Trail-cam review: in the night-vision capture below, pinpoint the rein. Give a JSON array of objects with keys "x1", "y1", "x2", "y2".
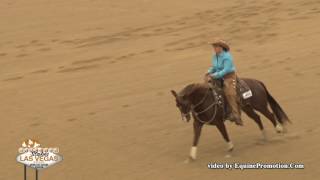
[{"x1": 191, "y1": 88, "x2": 222, "y2": 124}]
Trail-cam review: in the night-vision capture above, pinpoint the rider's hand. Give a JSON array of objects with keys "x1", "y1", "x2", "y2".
[{"x1": 204, "y1": 73, "x2": 212, "y2": 83}]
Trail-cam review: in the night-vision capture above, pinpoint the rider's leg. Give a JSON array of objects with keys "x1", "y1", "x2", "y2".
[{"x1": 223, "y1": 75, "x2": 243, "y2": 126}]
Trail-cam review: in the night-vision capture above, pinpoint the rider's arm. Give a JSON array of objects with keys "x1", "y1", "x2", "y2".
[
  {"x1": 207, "y1": 55, "x2": 217, "y2": 73},
  {"x1": 212, "y1": 55, "x2": 235, "y2": 79}
]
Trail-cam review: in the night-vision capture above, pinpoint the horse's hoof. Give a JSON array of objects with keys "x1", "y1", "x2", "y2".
[
  {"x1": 227, "y1": 142, "x2": 234, "y2": 152},
  {"x1": 276, "y1": 130, "x2": 282, "y2": 134},
  {"x1": 275, "y1": 124, "x2": 283, "y2": 133},
  {"x1": 184, "y1": 156, "x2": 196, "y2": 163}
]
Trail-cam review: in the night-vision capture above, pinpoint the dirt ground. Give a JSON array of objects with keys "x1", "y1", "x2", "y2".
[{"x1": 1, "y1": 0, "x2": 320, "y2": 179}]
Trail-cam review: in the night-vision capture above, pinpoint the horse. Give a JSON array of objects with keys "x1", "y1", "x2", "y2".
[{"x1": 170, "y1": 78, "x2": 290, "y2": 161}]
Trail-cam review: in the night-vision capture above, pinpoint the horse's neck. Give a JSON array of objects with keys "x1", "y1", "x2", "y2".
[{"x1": 189, "y1": 86, "x2": 210, "y2": 105}]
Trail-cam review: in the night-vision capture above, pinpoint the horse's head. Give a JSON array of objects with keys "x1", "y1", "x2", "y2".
[
  {"x1": 171, "y1": 84, "x2": 204, "y2": 122},
  {"x1": 170, "y1": 89, "x2": 192, "y2": 122}
]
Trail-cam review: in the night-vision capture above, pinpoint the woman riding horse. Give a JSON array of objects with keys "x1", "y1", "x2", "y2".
[
  {"x1": 206, "y1": 39, "x2": 243, "y2": 126},
  {"x1": 171, "y1": 39, "x2": 290, "y2": 160}
]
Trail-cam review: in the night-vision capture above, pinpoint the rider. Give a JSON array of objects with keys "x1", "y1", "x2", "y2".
[{"x1": 206, "y1": 39, "x2": 243, "y2": 126}]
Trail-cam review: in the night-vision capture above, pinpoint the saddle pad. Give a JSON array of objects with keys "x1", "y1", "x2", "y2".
[{"x1": 237, "y1": 79, "x2": 253, "y2": 102}]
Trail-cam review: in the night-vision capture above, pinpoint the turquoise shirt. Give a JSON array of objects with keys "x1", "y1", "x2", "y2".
[{"x1": 207, "y1": 51, "x2": 236, "y2": 79}]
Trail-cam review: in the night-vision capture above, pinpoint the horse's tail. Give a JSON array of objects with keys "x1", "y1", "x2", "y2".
[{"x1": 259, "y1": 82, "x2": 291, "y2": 124}]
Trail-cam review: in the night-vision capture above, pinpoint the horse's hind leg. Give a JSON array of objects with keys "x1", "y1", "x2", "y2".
[
  {"x1": 242, "y1": 106, "x2": 267, "y2": 140},
  {"x1": 216, "y1": 121, "x2": 234, "y2": 152},
  {"x1": 259, "y1": 107, "x2": 285, "y2": 133},
  {"x1": 188, "y1": 120, "x2": 203, "y2": 161}
]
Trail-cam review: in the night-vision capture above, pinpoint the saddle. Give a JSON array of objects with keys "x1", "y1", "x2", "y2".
[
  {"x1": 211, "y1": 77, "x2": 252, "y2": 106},
  {"x1": 210, "y1": 77, "x2": 252, "y2": 120}
]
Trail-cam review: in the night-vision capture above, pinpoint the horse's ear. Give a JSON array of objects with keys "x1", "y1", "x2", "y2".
[{"x1": 171, "y1": 90, "x2": 178, "y2": 98}]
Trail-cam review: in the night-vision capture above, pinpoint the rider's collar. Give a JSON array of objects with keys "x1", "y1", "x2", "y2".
[{"x1": 216, "y1": 51, "x2": 226, "y2": 58}]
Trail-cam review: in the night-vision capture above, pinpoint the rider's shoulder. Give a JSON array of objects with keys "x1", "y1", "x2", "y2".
[{"x1": 222, "y1": 51, "x2": 232, "y2": 59}]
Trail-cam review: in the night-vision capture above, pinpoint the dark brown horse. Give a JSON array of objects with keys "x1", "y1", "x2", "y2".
[{"x1": 171, "y1": 78, "x2": 290, "y2": 160}]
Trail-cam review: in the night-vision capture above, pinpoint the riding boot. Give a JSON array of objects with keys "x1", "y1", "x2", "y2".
[{"x1": 223, "y1": 73, "x2": 243, "y2": 126}]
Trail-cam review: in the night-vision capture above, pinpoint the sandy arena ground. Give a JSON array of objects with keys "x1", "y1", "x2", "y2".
[{"x1": 1, "y1": 0, "x2": 320, "y2": 179}]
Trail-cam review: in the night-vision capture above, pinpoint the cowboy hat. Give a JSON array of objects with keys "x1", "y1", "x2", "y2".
[{"x1": 208, "y1": 39, "x2": 230, "y2": 51}]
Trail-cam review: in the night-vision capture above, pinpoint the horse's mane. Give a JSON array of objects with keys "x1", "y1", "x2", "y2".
[{"x1": 179, "y1": 83, "x2": 209, "y2": 97}]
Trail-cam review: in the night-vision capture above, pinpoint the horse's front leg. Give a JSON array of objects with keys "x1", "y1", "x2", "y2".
[
  {"x1": 188, "y1": 120, "x2": 203, "y2": 161},
  {"x1": 216, "y1": 120, "x2": 234, "y2": 152}
]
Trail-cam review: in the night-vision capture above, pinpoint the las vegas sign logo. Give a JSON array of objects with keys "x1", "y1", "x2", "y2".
[{"x1": 16, "y1": 139, "x2": 63, "y2": 169}]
